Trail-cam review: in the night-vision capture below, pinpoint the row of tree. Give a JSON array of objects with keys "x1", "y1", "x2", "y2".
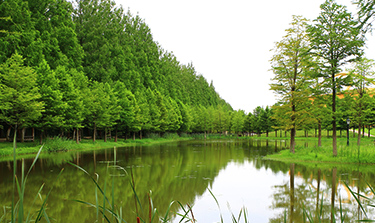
[
  {"x1": 0, "y1": 0, "x2": 234, "y2": 144},
  {"x1": 268, "y1": 0, "x2": 375, "y2": 155}
]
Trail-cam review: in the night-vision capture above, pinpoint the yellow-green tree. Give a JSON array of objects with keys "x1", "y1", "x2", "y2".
[{"x1": 270, "y1": 16, "x2": 313, "y2": 153}]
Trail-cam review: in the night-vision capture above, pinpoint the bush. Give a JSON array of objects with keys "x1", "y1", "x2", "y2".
[
  {"x1": 44, "y1": 137, "x2": 74, "y2": 152},
  {"x1": 163, "y1": 132, "x2": 179, "y2": 139}
]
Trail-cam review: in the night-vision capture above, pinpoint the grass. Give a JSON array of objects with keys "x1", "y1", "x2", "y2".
[
  {"x1": 265, "y1": 136, "x2": 375, "y2": 164},
  {"x1": 0, "y1": 136, "x2": 193, "y2": 161},
  {"x1": 1, "y1": 133, "x2": 64, "y2": 223}
]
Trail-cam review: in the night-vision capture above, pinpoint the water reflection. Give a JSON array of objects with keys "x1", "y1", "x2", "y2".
[{"x1": 0, "y1": 139, "x2": 375, "y2": 222}]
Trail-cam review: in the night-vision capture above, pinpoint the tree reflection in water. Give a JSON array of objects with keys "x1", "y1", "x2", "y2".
[{"x1": 1, "y1": 139, "x2": 375, "y2": 222}]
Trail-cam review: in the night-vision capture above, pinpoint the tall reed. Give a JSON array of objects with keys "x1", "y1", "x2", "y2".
[{"x1": 2, "y1": 130, "x2": 64, "y2": 223}]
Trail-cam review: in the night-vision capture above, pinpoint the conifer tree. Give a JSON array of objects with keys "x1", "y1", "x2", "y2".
[{"x1": 0, "y1": 54, "x2": 44, "y2": 145}]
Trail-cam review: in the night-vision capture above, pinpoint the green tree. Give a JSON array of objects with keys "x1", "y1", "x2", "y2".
[
  {"x1": 73, "y1": 0, "x2": 124, "y2": 82},
  {"x1": 113, "y1": 81, "x2": 136, "y2": 141},
  {"x1": 307, "y1": 0, "x2": 365, "y2": 156},
  {"x1": 0, "y1": 0, "x2": 44, "y2": 67},
  {"x1": 85, "y1": 82, "x2": 119, "y2": 142},
  {"x1": 231, "y1": 110, "x2": 246, "y2": 136},
  {"x1": 243, "y1": 112, "x2": 254, "y2": 136},
  {"x1": 35, "y1": 59, "x2": 66, "y2": 143},
  {"x1": 54, "y1": 66, "x2": 86, "y2": 142},
  {"x1": 270, "y1": 16, "x2": 312, "y2": 153},
  {"x1": 0, "y1": 54, "x2": 44, "y2": 145},
  {"x1": 252, "y1": 106, "x2": 263, "y2": 136},
  {"x1": 177, "y1": 100, "x2": 192, "y2": 134},
  {"x1": 347, "y1": 57, "x2": 375, "y2": 145}
]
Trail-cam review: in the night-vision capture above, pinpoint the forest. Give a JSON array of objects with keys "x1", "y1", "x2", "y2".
[
  {"x1": 1, "y1": 0, "x2": 375, "y2": 151},
  {"x1": 0, "y1": 0, "x2": 235, "y2": 143}
]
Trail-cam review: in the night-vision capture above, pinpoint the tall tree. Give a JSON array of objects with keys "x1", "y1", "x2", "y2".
[
  {"x1": 72, "y1": 0, "x2": 124, "y2": 82},
  {"x1": 231, "y1": 110, "x2": 246, "y2": 136},
  {"x1": 0, "y1": 54, "x2": 44, "y2": 145},
  {"x1": 35, "y1": 60, "x2": 66, "y2": 143},
  {"x1": 85, "y1": 81, "x2": 119, "y2": 142},
  {"x1": 347, "y1": 57, "x2": 375, "y2": 145},
  {"x1": 270, "y1": 16, "x2": 312, "y2": 153},
  {"x1": 307, "y1": 0, "x2": 365, "y2": 156}
]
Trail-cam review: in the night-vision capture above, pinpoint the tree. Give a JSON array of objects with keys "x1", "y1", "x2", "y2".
[
  {"x1": 252, "y1": 106, "x2": 263, "y2": 136},
  {"x1": 113, "y1": 81, "x2": 136, "y2": 141},
  {"x1": 259, "y1": 106, "x2": 273, "y2": 137},
  {"x1": 307, "y1": 0, "x2": 365, "y2": 156},
  {"x1": 231, "y1": 110, "x2": 246, "y2": 136},
  {"x1": 72, "y1": 0, "x2": 124, "y2": 82},
  {"x1": 270, "y1": 15, "x2": 312, "y2": 153},
  {"x1": 85, "y1": 81, "x2": 119, "y2": 142},
  {"x1": 54, "y1": 66, "x2": 86, "y2": 143},
  {"x1": 347, "y1": 57, "x2": 375, "y2": 145},
  {"x1": 0, "y1": 54, "x2": 44, "y2": 145},
  {"x1": 35, "y1": 59, "x2": 67, "y2": 144}
]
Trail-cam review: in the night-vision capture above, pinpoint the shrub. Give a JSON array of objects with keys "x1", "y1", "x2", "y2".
[{"x1": 44, "y1": 137, "x2": 74, "y2": 152}]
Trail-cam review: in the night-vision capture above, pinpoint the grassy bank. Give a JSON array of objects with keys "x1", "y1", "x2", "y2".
[
  {"x1": 0, "y1": 135, "x2": 193, "y2": 160},
  {"x1": 264, "y1": 133, "x2": 375, "y2": 164}
]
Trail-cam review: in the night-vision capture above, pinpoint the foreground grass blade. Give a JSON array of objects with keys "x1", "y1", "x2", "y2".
[
  {"x1": 161, "y1": 201, "x2": 175, "y2": 222},
  {"x1": 72, "y1": 199, "x2": 127, "y2": 223},
  {"x1": 208, "y1": 188, "x2": 223, "y2": 223},
  {"x1": 343, "y1": 181, "x2": 368, "y2": 218},
  {"x1": 35, "y1": 168, "x2": 64, "y2": 223},
  {"x1": 175, "y1": 201, "x2": 194, "y2": 223},
  {"x1": 68, "y1": 161, "x2": 112, "y2": 207}
]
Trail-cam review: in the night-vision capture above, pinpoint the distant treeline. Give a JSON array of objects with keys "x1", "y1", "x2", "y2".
[{"x1": 0, "y1": 0, "x2": 239, "y2": 142}]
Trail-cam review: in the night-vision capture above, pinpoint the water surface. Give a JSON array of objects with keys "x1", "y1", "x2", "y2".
[{"x1": 1, "y1": 139, "x2": 375, "y2": 222}]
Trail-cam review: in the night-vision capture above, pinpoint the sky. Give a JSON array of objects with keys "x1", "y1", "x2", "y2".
[{"x1": 114, "y1": 0, "x2": 375, "y2": 114}]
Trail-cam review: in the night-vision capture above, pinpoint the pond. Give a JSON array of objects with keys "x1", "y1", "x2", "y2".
[{"x1": 1, "y1": 139, "x2": 375, "y2": 222}]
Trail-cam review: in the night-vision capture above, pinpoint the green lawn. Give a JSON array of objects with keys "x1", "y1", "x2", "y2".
[{"x1": 263, "y1": 133, "x2": 375, "y2": 164}]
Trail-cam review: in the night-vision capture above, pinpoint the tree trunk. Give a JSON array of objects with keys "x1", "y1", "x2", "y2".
[
  {"x1": 363, "y1": 125, "x2": 365, "y2": 137},
  {"x1": 133, "y1": 132, "x2": 136, "y2": 140},
  {"x1": 368, "y1": 127, "x2": 371, "y2": 138},
  {"x1": 290, "y1": 128, "x2": 296, "y2": 153},
  {"x1": 275, "y1": 130, "x2": 277, "y2": 137},
  {"x1": 76, "y1": 128, "x2": 79, "y2": 144},
  {"x1": 21, "y1": 127, "x2": 25, "y2": 143},
  {"x1": 104, "y1": 127, "x2": 107, "y2": 142},
  {"x1": 266, "y1": 131, "x2": 269, "y2": 137},
  {"x1": 318, "y1": 122, "x2": 322, "y2": 147},
  {"x1": 353, "y1": 127, "x2": 355, "y2": 137},
  {"x1": 6, "y1": 127, "x2": 11, "y2": 142},
  {"x1": 93, "y1": 124, "x2": 96, "y2": 142},
  {"x1": 332, "y1": 73, "x2": 337, "y2": 157},
  {"x1": 357, "y1": 123, "x2": 362, "y2": 146}
]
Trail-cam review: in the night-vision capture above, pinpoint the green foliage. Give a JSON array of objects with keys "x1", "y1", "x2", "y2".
[
  {"x1": 307, "y1": 0, "x2": 365, "y2": 155},
  {"x1": 0, "y1": 54, "x2": 44, "y2": 131},
  {"x1": 44, "y1": 137, "x2": 75, "y2": 152},
  {"x1": 0, "y1": 0, "x2": 233, "y2": 141}
]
